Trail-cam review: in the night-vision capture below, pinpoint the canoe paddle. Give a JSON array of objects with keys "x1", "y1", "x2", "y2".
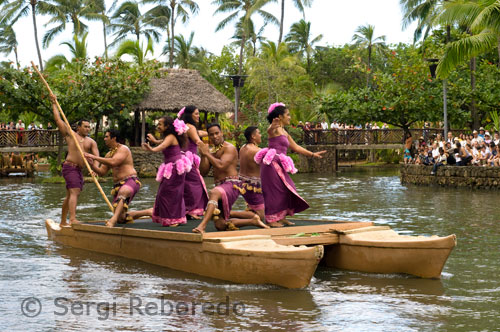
[{"x1": 31, "y1": 61, "x2": 114, "y2": 213}]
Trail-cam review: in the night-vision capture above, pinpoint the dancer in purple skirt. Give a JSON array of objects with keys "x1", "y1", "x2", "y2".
[
  {"x1": 178, "y1": 106, "x2": 209, "y2": 219},
  {"x1": 132, "y1": 116, "x2": 192, "y2": 226},
  {"x1": 255, "y1": 103, "x2": 326, "y2": 227}
]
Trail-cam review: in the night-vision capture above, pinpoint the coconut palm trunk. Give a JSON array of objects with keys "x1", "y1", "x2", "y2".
[
  {"x1": 102, "y1": 11, "x2": 109, "y2": 59},
  {"x1": 278, "y1": 0, "x2": 285, "y2": 44},
  {"x1": 170, "y1": 2, "x2": 175, "y2": 68},
  {"x1": 30, "y1": 0, "x2": 43, "y2": 71},
  {"x1": 14, "y1": 46, "x2": 20, "y2": 68},
  {"x1": 470, "y1": 56, "x2": 479, "y2": 130}
]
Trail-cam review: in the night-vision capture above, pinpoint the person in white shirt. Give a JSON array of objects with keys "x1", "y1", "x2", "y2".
[
  {"x1": 431, "y1": 142, "x2": 440, "y2": 159},
  {"x1": 494, "y1": 132, "x2": 500, "y2": 146},
  {"x1": 15, "y1": 120, "x2": 25, "y2": 130},
  {"x1": 321, "y1": 120, "x2": 329, "y2": 130}
]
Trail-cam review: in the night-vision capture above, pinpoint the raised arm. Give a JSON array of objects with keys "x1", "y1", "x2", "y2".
[
  {"x1": 267, "y1": 118, "x2": 281, "y2": 137},
  {"x1": 287, "y1": 132, "x2": 326, "y2": 159},
  {"x1": 49, "y1": 94, "x2": 69, "y2": 136},
  {"x1": 143, "y1": 134, "x2": 176, "y2": 152}
]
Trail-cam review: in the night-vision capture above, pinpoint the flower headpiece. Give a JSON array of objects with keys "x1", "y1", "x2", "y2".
[
  {"x1": 177, "y1": 107, "x2": 185, "y2": 119},
  {"x1": 268, "y1": 102, "x2": 285, "y2": 114},
  {"x1": 173, "y1": 118, "x2": 189, "y2": 135}
]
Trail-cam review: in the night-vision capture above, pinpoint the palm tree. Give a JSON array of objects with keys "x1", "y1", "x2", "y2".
[
  {"x1": 86, "y1": 0, "x2": 119, "y2": 59},
  {"x1": 213, "y1": 0, "x2": 278, "y2": 120},
  {"x1": 44, "y1": 32, "x2": 88, "y2": 72},
  {"x1": 0, "y1": 0, "x2": 48, "y2": 70},
  {"x1": 115, "y1": 38, "x2": 154, "y2": 66},
  {"x1": 167, "y1": 31, "x2": 195, "y2": 68},
  {"x1": 141, "y1": 0, "x2": 171, "y2": 62},
  {"x1": 36, "y1": 0, "x2": 100, "y2": 48},
  {"x1": 0, "y1": 23, "x2": 20, "y2": 68},
  {"x1": 231, "y1": 18, "x2": 267, "y2": 56},
  {"x1": 285, "y1": 19, "x2": 322, "y2": 72},
  {"x1": 108, "y1": 1, "x2": 161, "y2": 48},
  {"x1": 400, "y1": 0, "x2": 444, "y2": 42},
  {"x1": 275, "y1": 0, "x2": 313, "y2": 44},
  {"x1": 437, "y1": 0, "x2": 500, "y2": 76},
  {"x1": 352, "y1": 24, "x2": 386, "y2": 72},
  {"x1": 166, "y1": 0, "x2": 199, "y2": 68}
]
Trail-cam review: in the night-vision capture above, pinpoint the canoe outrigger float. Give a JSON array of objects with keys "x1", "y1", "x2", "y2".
[{"x1": 45, "y1": 218, "x2": 456, "y2": 288}]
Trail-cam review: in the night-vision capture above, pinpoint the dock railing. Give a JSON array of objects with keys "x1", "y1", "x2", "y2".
[{"x1": 0, "y1": 129, "x2": 60, "y2": 147}]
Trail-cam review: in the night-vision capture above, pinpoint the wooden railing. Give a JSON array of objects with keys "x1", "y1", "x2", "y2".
[
  {"x1": 0, "y1": 129, "x2": 61, "y2": 147},
  {"x1": 300, "y1": 128, "x2": 469, "y2": 145}
]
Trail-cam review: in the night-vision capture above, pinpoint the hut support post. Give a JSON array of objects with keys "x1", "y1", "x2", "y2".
[
  {"x1": 141, "y1": 110, "x2": 146, "y2": 144},
  {"x1": 134, "y1": 110, "x2": 140, "y2": 146}
]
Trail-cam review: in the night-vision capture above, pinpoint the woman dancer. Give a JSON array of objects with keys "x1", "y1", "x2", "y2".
[
  {"x1": 178, "y1": 106, "x2": 209, "y2": 219},
  {"x1": 255, "y1": 103, "x2": 326, "y2": 227},
  {"x1": 131, "y1": 116, "x2": 192, "y2": 226}
]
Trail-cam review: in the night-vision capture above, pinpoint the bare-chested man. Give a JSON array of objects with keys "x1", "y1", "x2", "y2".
[
  {"x1": 50, "y1": 94, "x2": 99, "y2": 226},
  {"x1": 235, "y1": 126, "x2": 265, "y2": 221},
  {"x1": 192, "y1": 123, "x2": 269, "y2": 234},
  {"x1": 84, "y1": 129, "x2": 141, "y2": 227}
]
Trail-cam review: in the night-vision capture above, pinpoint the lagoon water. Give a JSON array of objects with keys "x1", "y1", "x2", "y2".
[{"x1": 1, "y1": 169, "x2": 499, "y2": 331}]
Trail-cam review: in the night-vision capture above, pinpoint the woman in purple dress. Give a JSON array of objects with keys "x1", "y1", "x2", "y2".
[
  {"x1": 141, "y1": 116, "x2": 192, "y2": 226},
  {"x1": 178, "y1": 105, "x2": 209, "y2": 219},
  {"x1": 255, "y1": 103, "x2": 326, "y2": 227}
]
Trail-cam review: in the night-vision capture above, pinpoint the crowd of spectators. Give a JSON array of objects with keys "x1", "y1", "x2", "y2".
[
  {"x1": 0, "y1": 120, "x2": 55, "y2": 145},
  {"x1": 296, "y1": 121, "x2": 389, "y2": 131},
  {"x1": 0, "y1": 120, "x2": 53, "y2": 131},
  {"x1": 407, "y1": 127, "x2": 500, "y2": 174}
]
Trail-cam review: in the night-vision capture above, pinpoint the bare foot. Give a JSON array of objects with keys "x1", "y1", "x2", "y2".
[
  {"x1": 279, "y1": 219, "x2": 295, "y2": 226},
  {"x1": 106, "y1": 217, "x2": 118, "y2": 228},
  {"x1": 188, "y1": 214, "x2": 201, "y2": 220},
  {"x1": 251, "y1": 215, "x2": 270, "y2": 229},
  {"x1": 170, "y1": 223, "x2": 179, "y2": 227},
  {"x1": 60, "y1": 222, "x2": 70, "y2": 227},
  {"x1": 69, "y1": 219, "x2": 81, "y2": 225},
  {"x1": 268, "y1": 222, "x2": 284, "y2": 228},
  {"x1": 192, "y1": 226, "x2": 205, "y2": 233}
]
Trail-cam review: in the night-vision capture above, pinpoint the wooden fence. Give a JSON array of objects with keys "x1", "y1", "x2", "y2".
[{"x1": 0, "y1": 130, "x2": 60, "y2": 147}]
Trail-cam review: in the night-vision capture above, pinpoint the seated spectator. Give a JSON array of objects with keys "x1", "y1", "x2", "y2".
[
  {"x1": 423, "y1": 147, "x2": 434, "y2": 166},
  {"x1": 478, "y1": 145, "x2": 490, "y2": 166},
  {"x1": 431, "y1": 142, "x2": 440, "y2": 159},
  {"x1": 484, "y1": 132, "x2": 492, "y2": 145},
  {"x1": 445, "y1": 142, "x2": 456, "y2": 165},
  {"x1": 462, "y1": 143, "x2": 474, "y2": 166},
  {"x1": 487, "y1": 142, "x2": 497, "y2": 166},
  {"x1": 431, "y1": 147, "x2": 448, "y2": 175},
  {"x1": 415, "y1": 147, "x2": 426, "y2": 165}
]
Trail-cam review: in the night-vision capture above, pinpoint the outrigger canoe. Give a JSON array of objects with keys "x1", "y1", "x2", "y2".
[
  {"x1": 45, "y1": 219, "x2": 456, "y2": 287},
  {"x1": 322, "y1": 226, "x2": 457, "y2": 278}
]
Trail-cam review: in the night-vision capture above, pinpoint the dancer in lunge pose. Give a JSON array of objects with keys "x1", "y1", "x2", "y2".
[
  {"x1": 192, "y1": 123, "x2": 269, "y2": 234},
  {"x1": 255, "y1": 103, "x2": 326, "y2": 227}
]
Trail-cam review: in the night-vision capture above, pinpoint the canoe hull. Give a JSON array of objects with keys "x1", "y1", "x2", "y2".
[
  {"x1": 45, "y1": 219, "x2": 323, "y2": 288},
  {"x1": 322, "y1": 227, "x2": 456, "y2": 278}
]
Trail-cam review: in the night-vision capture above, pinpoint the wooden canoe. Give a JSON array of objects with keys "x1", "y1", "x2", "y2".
[
  {"x1": 322, "y1": 226, "x2": 457, "y2": 278},
  {"x1": 45, "y1": 219, "x2": 324, "y2": 289}
]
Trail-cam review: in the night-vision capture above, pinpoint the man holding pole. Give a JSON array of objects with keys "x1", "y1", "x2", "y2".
[
  {"x1": 49, "y1": 94, "x2": 100, "y2": 226},
  {"x1": 84, "y1": 130, "x2": 141, "y2": 227}
]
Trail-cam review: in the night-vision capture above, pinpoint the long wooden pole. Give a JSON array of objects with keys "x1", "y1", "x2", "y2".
[{"x1": 31, "y1": 61, "x2": 114, "y2": 212}]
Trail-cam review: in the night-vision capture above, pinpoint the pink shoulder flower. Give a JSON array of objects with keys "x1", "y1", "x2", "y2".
[
  {"x1": 173, "y1": 118, "x2": 189, "y2": 135},
  {"x1": 254, "y1": 148, "x2": 269, "y2": 164},
  {"x1": 263, "y1": 148, "x2": 277, "y2": 165}
]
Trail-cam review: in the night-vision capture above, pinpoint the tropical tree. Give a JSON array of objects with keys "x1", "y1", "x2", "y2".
[
  {"x1": 87, "y1": 0, "x2": 120, "y2": 59},
  {"x1": 0, "y1": 23, "x2": 19, "y2": 68},
  {"x1": 164, "y1": 31, "x2": 199, "y2": 68},
  {"x1": 213, "y1": 0, "x2": 278, "y2": 118},
  {"x1": 165, "y1": 0, "x2": 199, "y2": 68},
  {"x1": 115, "y1": 38, "x2": 154, "y2": 66},
  {"x1": 352, "y1": 24, "x2": 386, "y2": 71},
  {"x1": 44, "y1": 32, "x2": 88, "y2": 73},
  {"x1": 275, "y1": 0, "x2": 313, "y2": 44},
  {"x1": 108, "y1": 1, "x2": 161, "y2": 48},
  {"x1": 141, "y1": 0, "x2": 172, "y2": 62},
  {"x1": 0, "y1": 0, "x2": 48, "y2": 70},
  {"x1": 285, "y1": 19, "x2": 322, "y2": 72},
  {"x1": 36, "y1": 0, "x2": 101, "y2": 48},
  {"x1": 231, "y1": 18, "x2": 267, "y2": 56},
  {"x1": 400, "y1": 0, "x2": 444, "y2": 42}
]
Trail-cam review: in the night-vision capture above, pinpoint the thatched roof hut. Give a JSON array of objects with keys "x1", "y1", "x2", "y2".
[
  {"x1": 132, "y1": 68, "x2": 233, "y2": 145},
  {"x1": 135, "y1": 68, "x2": 233, "y2": 113}
]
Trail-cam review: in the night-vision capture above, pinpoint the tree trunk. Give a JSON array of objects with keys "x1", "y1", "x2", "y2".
[
  {"x1": 94, "y1": 118, "x2": 100, "y2": 141},
  {"x1": 170, "y1": 2, "x2": 175, "y2": 68},
  {"x1": 497, "y1": 35, "x2": 500, "y2": 68},
  {"x1": 134, "y1": 110, "x2": 140, "y2": 146},
  {"x1": 102, "y1": 12, "x2": 108, "y2": 60},
  {"x1": 278, "y1": 0, "x2": 285, "y2": 44},
  {"x1": 470, "y1": 57, "x2": 479, "y2": 130},
  {"x1": 367, "y1": 45, "x2": 372, "y2": 87},
  {"x1": 31, "y1": 1, "x2": 43, "y2": 71},
  {"x1": 14, "y1": 46, "x2": 20, "y2": 69}
]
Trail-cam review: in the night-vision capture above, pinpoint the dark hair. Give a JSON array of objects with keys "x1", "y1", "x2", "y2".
[
  {"x1": 455, "y1": 142, "x2": 461, "y2": 148},
  {"x1": 207, "y1": 123, "x2": 221, "y2": 132},
  {"x1": 266, "y1": 105, "x2": 287, "y2": 123},
  {"x1": 159, "y1": 116, "x2": 187, "y2": 148},
  {"x1": 180, "y1": 105, "x2": 198, "y2": 127},
  {"x1": 439, "y1": 147, "x2": 444, "y2": 154},
  {"x1": 106, "y1": 129, "x2": 123, "y2": 143},
  {"x1": 244, "y1": 126, "x2": 258, "y2": 143},
  {"x1": 77, "y1": 119, "x2": 89, "y2": 127}
]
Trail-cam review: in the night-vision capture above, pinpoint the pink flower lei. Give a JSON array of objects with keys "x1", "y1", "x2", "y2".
[
  {"x1": 177, "y1": 107, "x2": 186, "y2": 119},
  {"x1": 173, "y1": 118, "x2": 189, "y2": 135},
  {"x1": 268, "y1": 102, "x2": 285, "y2": 114}
]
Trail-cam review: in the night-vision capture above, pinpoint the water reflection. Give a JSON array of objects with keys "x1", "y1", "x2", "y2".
[{"x1": 1, "y1": 169, "x2": 500, "y2": 331}]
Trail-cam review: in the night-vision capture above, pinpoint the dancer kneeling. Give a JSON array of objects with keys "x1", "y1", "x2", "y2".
[
  {"x1": 192, "y1": 123, "x2": 269, "y2": 234},
  {"x1": 85, "y1": 130, "x2": 140, "y2": 227}
]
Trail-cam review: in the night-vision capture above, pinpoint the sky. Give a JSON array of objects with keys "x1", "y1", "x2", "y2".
[{"x1": 3, "y1": 0, "x2": 417, "y2": 68}]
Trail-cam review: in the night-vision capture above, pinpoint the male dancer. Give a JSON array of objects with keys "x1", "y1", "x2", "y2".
[
  {"x1": 235, "y1": 126, "x2": 265, "y2": 221},
  {"x1": 50, "y1": 94, "x2": 99, "y2": 226},
  {"x1": 192, "y1": 123, "x2": 269, "y2": 233},
  {"x1": 84, "y1": 129, "x2": 141, "y2": 227}
]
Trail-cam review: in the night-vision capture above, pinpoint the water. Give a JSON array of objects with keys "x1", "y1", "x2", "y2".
[{"x1": 1, "y1": 169, "x2": 499, "y2": 331}]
